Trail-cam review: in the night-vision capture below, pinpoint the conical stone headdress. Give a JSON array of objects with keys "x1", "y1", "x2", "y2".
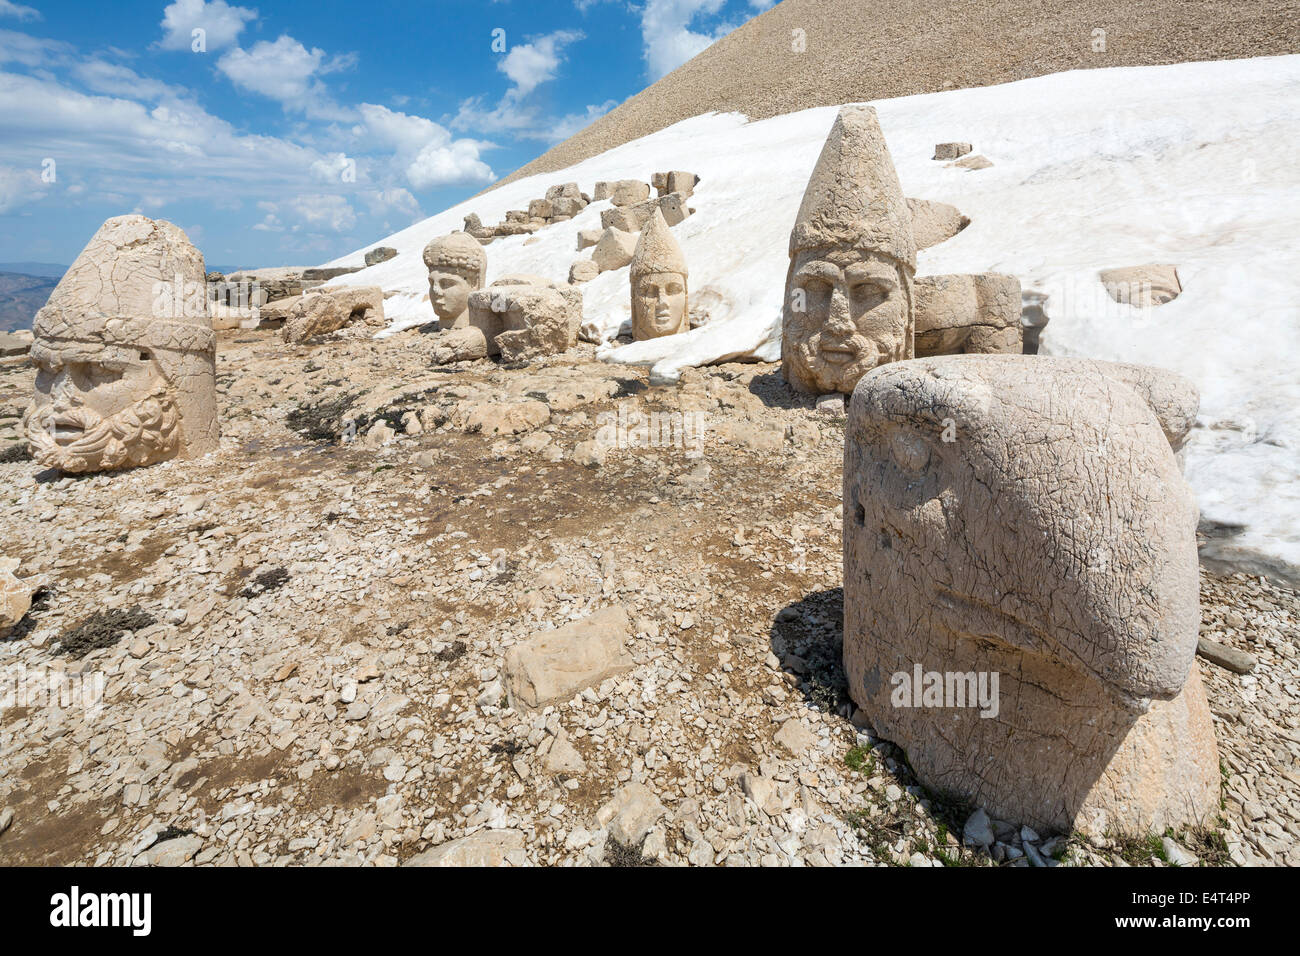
[
  {"x1": 631, "y1": 208, "x2": 688, "y2": 281},
  {"x1": 788, "y1": 105, "x2": 917, "y2": 272}
]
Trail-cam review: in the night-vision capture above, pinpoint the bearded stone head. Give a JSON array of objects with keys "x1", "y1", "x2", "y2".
[
  {"x1": 21, "y1": 215, "x2": 218, "y2": 474},
  {"x1": 782, "y1": 105, "x2": 917, "y2": 396}
]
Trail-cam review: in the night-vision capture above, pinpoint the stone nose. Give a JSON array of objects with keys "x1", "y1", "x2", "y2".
[{"x1": 824, "y1": 288, "x2": 855, "y2": 335}]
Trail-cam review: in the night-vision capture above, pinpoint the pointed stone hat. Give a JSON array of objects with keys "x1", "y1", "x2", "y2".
[
  {"x1": 789, "y1": 105, "x2": 917, "y2": 271},
  {"x1": 631, "y1": 208, "x2": 688, "y2": 280}
]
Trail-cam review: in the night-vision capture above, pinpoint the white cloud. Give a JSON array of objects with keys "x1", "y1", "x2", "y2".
[
  {"x1": 365, "y1": 187, "x2": 420, "y2": 220},
  {"x1": 255, "y1": 194, "x2": 356, "y2": 233},
  {"x1": 499, "y1": 29, "x2": 583, "y2": 98},
  {"x1": 0, "y1": 163, "x2": 45, "y2": 213},
  {"x1": 451, "y1": 29, "x2": 589, "y2": 140},
  {"x1": 158, "y1": 0, "x2": 257, "y2": 52},
  {"x1": 358, "y1": 103, "x2": 494, "y2": 188},
  {"x1": 407, "y1": 140, "x2": 494, "y2": 189},
  {"x1": 547, "y1": 99, "x2": 618, "y2": 143},
  {"x1": 216, "y1": 35, "x2": 355, "y2": 118},
  {"x1": 0, "y1": 28, "x2": 70, "y2": 67},
  {"x1": 73, "y1": 59, "x2": 182, "y2": 101},
  {"x1": 0, "y1": 1, "x2": 40, "y2": 22},
  {"x1": 640, "y1": 0, "x2": 728, "y2": 80}
]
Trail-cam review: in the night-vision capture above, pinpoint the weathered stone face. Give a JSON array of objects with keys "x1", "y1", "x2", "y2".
[
  {"x1": 629, "y1": 207, "x2": 690, "y2": 340},
  {"x1": 23, "y1": 215, "x2": 217, "y2": 473},
  {"x1": 632, "y1": 271, "x2": 689, "y2": 339},
  {"x1": 782, "y1": 106, "x2": 917, "y2": 395},
  {"x1": 782, "y1": 248, "x2": 912, "y2": 394},
  {"x1": 422, "y1": 232, "x2": 487, "y2": 328},
  {"x1": 842, "y1": 354, "x2": 1218, "y2": 835}
]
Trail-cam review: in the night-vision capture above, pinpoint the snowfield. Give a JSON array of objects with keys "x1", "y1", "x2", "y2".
[{"x1": 324, "y1": 55, "x2": 1300, "y2": 586}]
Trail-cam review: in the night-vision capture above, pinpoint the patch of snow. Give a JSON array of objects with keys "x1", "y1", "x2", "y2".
[{"x1": 325, "y1": 55, "x2": 1300, "y2": 584}]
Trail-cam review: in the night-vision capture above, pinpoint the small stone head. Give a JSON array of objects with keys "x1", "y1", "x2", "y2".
[
  {"x1": 22, "y1": 215, "x2": 217, "y2": 473},
  {"x1": 782, "y1": 105, "x2": 917, "y2": 395},
  {"x1": 630, "y1": 208, "x2": 689, "y2": 340},
  {"x1": 422, "y1": 232, "x2": 487, "y2": 327}
]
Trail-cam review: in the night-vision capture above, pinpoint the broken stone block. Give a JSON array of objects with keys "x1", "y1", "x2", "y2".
[
  {"x1": 1, "y1": 557, "x2": 43, "y2": 630},
  {"x1": 0, "y1": 331, "x2": 31, "y2": 358},
  {"x1": 601, "y1": 193, "x2": 690, "y2": 233},
  {"x1": 951, "y1": 154, "x2": 993, "y2": 170},
  {"x1": 609, "y1": 180, "x2": 651, "y2": 206},
  {"x1": 596, "y1": 783, "x2": 667, "y2": 847},
  {"x1": 550, "y1": 196, "x2": 587, "y2": 218},
  {"x1": 528, "y1": 198, "x2": 554, "y2": 220},
  {"x1": 282, "y1": 286, "x2": 385, "y2": 343},
  {"x1": 503, "y1": 605, "x2": 634, "y2": 710},
  {"x1": 592, "y1": 181, "x2": 612, "y2": 201},
  {"x1": 404, "y1": 830, "x2": 526, "y2": 867},
  {"x1": 576, "y1": 229, "x2": 602, "y2": 251},
  {"x1": 906, "y1": 198, "x2": 970, "y2": 250},
  {"x1": 364, "y1": 246, "x2": 397, "y2": 267},
  {"x1": 450, "y1": 397, "x2": 549, "y2": 436},
  {"x1": 913, "y1": 273, "x2": 1022, "y2": 356},
  {"x1": 591, "y1": 227, "x2": 638, "y2": 273},
  {"x1": 545, "y1": 182, "x2": 582, "y2": 202},
  {"x1": 430, "y1": 327, "x2": 489, "y2": 365},
  {"x1": 1099, "y1": 264, "x2": 1182, "y2": 307},
  {"x1": 569, "y1": 259, "x2": 599, "y2": 284},
  {"x1": 466, "y1": 276, "x2": 583, "y2": 361},
  {"x1": 654, "y1": 170, "x2": 698, "y2": 198},
  {"x1": 933, "y1": 142, "x2": 972, "y2": 160}
]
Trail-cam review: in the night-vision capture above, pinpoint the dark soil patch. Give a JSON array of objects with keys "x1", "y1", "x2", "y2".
[
  {"x1": 55, "y1": 607, "x2": 155, "y2": 659},
  {"x1": 604, "y1": 835, "x2": 660, "y2": 867},
  {"x1": 240, "y1": 566, "x2": 290, "y2": 598},
  {"x1": 287, "y1": 390, "x2": 364, "y2": 442},
  {"x1": 435, "y1": 640, "x2": 467, "y2": 662},
  {"x1": 0, "y1": 442, "x2": 30, "y2": 464}
]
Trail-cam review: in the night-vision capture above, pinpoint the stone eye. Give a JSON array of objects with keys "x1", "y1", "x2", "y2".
[{"x1": 889, "y1": 430, "x2": 930, "y2": 474}]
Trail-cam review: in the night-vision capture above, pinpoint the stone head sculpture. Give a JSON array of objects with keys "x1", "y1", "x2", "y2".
[
  {"x1": 422, "y1": 231, "x2": 487, "y2": 328},
  {"x1": 630, "y1": 208, "x2": 690, "y2": 340},
  {"x1": 783, "y1": 106, "x2": 917, "y2": 395},
  {"x1": 842, "y1": 354, "x2": 1218, "y2": 835},
  {"x1": 23, "y1": 215, "x2": 218, "y2": 473}
]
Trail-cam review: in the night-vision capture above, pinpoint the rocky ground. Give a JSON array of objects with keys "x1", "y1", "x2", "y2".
[{"x1": 1, "y1": 328, "x2": 1297, "y2": 867}]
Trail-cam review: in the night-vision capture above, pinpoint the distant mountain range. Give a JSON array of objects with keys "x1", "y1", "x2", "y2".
[
  {"x1": 0, "y1": 267, "x2": 63, "y2": 332},
  {"x1": 0, "y1": 262, "x2": 67, "y2": 279}
]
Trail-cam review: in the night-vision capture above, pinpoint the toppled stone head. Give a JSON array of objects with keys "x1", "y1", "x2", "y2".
[
  {"x1": 630, "y1": 208, "x2": 690, "y2": 340},
  {"x1": 23, "y1": 215, "x2": 218, "y2": 473},
  {"x1": 842, "y1": 354, "x2": 1217, "y2": 835},
  {"x1": 783, "y1": 106, "x2": 917, "y2": 395},
  {"x1": 422, "y1": 232, "x2": 487, "y2": 328}
]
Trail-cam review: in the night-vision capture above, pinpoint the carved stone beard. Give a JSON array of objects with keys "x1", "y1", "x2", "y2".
[{"x1": 24, "y1": 385, "x2": 181, "y2": 473}]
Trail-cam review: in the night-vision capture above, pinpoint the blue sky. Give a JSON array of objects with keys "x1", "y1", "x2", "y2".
[{"x1": 0, "y1": 0, "x2": 773, "y2": 270}]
